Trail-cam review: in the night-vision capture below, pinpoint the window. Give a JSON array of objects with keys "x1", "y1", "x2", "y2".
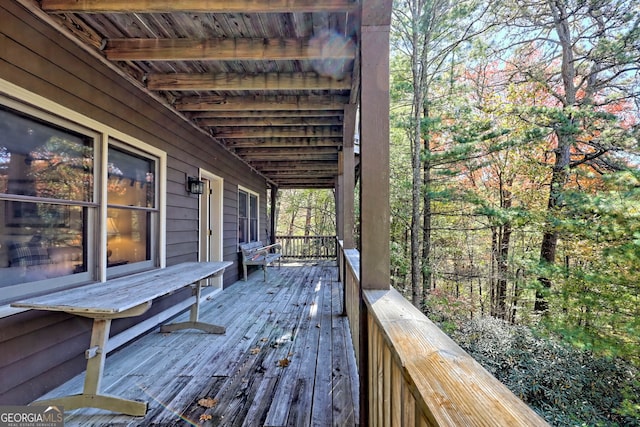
[
  {"x1": 238, "y1": 188, "x2": 259, "y2": 244},
  {"x1": 0, "y1": 97, "x2": 162, "y2": 304},
  {"x1": 106, "y1": 144, "x2": 158, "y2": 272}
]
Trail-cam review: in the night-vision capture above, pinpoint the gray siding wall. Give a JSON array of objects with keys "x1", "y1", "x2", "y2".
[{"x1": 0, "y1": 1, "x2": 269, "y2": 404}]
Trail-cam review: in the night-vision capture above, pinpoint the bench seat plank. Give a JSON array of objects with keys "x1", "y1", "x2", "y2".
[
  {"x1": 10, "y1": 261, "x2": 232, "y2": 416},
  {"x1": 12, "y1": 261, "x2": 230, "y2": 315}
]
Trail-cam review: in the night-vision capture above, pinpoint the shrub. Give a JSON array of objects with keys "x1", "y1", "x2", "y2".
[{"x1": 448, "y1": 317, "x2": 640, "y2": 426}]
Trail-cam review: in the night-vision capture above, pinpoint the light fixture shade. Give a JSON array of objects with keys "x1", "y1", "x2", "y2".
[
  {"x1": 187, "y1": 177, "x2": 204, "y2": 194},
  {"x1": 106, "y1": 217, "x2": 119, "y2": 236}
]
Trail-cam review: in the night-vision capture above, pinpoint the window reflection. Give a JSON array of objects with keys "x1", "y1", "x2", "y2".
[
  {"x1": 0, "y1": 202, "x2": 86, "y2": 288},
  {"x1": 106, "y1": 145, "x2": 156, "y2": 268},
  {"x1": 106, "y1": 208, "x2": 151, "y2": 266},
  {"x1": 0, "y1": 107, "x2": 92, "y2": 295},
  {"x1": 107, "y1": 146, "x2": 154, "y2": 208},
  {"x1": 0, "y1": 108, "x2": 93, "y2": 202}
]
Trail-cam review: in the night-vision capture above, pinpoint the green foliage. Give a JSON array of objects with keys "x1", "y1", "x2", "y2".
[{"x1": 450, "y1": 317, "x2": 640, "y2": 426}]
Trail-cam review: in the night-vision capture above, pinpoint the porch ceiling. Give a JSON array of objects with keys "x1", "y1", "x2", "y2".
[{"x1": 32, "y1": 0, "x2": 362, "y2": 189}]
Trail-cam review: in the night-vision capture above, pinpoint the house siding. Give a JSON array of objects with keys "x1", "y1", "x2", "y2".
[{"x1": 0, "y1": 1, "x2": 269, "y2": 404}]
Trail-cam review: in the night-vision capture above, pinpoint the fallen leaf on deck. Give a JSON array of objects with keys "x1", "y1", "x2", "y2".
[
  {"x1": 198, "y1": 397, "x2": 218, "y2": 408},
  {"x1": 316, "y1": 324, "x2": 321, "y2": 328},
  {"x1": 200, "y1": 414, "x2": 213, "y2": 421},
  {"x1": 250, "y1": 347, "x2": 261, "y2": 354},
  {"x1": 278, "y1": 357, "x2": 290, "y2": 367},
  {"x1": 260, "y1": 337, "x2": 268, "y2": 342}
]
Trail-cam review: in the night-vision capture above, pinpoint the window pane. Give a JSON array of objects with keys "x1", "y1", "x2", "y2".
[
  {"x1": 238, "y1": 190, "x2": 248, "y2": 243},
  {"x1": 238, "y1": 191, "x2": 247, "y2": 217},
  {"x1": 0, "y1": 107, "x2": 94, "y2": 202},
  {"x1": 249, "y1": 194, "x2": 258, "y2": 242},
  {"x1": 107, "y1": 146, "x2": 155, "y2": 208},
  {"x1": 250, "y1": 194, "x2": 257, "y2": 218},
  {"x1": 250, "y1": 219, "x2": 258, "y2": 242},
  {"x1": 239, "y1": 218, "x2": 248, "y2": 244},
  {"x1": 106, "y1": 207, "x2": 152, "y2": 265},
  {"x1": 0, "y1": 201, "x2": 86, "y2": 288}
]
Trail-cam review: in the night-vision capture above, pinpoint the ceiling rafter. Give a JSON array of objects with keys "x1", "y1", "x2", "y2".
[
  {"x1": 41, "y1": 0, "x2": 357, "y2": 13},
  {"x1": 212, "y1": 126, "x2": 342, "y2": 139},
  {"x1": 104, "y1": 37, "x2": 356, "y2": 61},
  {"x1": 33, "y1": 1, "x2": 359, "y2": 189},
  {"x1": 188, "y1": 110, "x2": 345, "y2": 119},
  {"x1": 146, "y1": 72, "x2": 351, "y2": 91},
  {"x1": 247, "y1": 160, "x2": 338, "y2": 170},
  {"x1": 174, "y1": 95, "x2": 349, "y2": 111},
  {"x1": 197, "y1": 117, "x2": 342, "y2": 127},
  {"x1": 224, "y1": 138, "x2": 343, "y2": 147}
]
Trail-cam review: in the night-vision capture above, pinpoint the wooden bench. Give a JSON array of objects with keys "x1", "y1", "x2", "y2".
[
  {"x1": 240, "y1": 241, "x2": 282, "y2": 281},
  {"x1": 11, "y1": 261, "x2": 232, "y2": 416}
]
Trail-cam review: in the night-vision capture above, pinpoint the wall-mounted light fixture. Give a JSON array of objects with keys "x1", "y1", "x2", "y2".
[{"x1": 187, "y1": 176, "x2": 204, "y2": 195}]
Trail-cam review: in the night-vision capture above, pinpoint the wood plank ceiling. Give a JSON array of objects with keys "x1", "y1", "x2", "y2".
[{"x1": 34, "y1": 0, "x2": 362, "y2": 189}]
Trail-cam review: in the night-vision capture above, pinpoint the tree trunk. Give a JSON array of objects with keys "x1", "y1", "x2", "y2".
[
  {"x1": 535, "y1": 1, "x2": 576, "y2": 313},
  {"x1": 422, "y1": 107, "x2": 432, "y2": 303},
  {"x1": 495, "y1": 180, "x2": 513, "y2": 320},
  {"x1": 496, "y1": 222, "x2": 511, "y2": 320},
  {"x1": 410, "y1": 8, "x2": 424, "y2": 308},
  {"x1": 490, "y1": 226, "x2": 498, "y2": 316}
]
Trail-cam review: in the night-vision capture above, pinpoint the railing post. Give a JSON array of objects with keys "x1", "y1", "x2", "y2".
[{"x1": 270, "y1": 187, "x2": 278, "y2": 246}]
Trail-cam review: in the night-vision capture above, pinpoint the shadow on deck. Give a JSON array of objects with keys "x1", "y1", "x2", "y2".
[{"x1": 39, "y1": 261, "x2": 359, "y2": 426}]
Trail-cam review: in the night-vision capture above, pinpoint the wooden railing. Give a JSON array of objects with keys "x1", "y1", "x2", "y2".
[
  {"x1": 275, "y1": 235, "x2": 336, "y2": 260},
  {"x1": 338, "y1": 241, "x2": 549, "y2": 426}
]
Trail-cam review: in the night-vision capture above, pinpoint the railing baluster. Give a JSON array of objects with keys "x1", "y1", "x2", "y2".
[{"x1": 275, "y1": 235, "x2": 336, "y2": 260}]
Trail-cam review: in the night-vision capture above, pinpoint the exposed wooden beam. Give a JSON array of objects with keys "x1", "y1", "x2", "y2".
[
  {"x1": 105, "y1": 38, "x2": 356, "y2": 61},
  {"x1": 213, "y1": 126, "x2": 342, "y2": 139},
  {"x1": 47, "y1": 11, "x2": 104, "y2": 50},
  {"x1": 42, "y1": 0, "x2": 357, "y2": 13},
  {"x1": 247, "y1": 160, "x2": 338, "y2": 171},
  {"x1": 147, "y1": 72, "x2": 351, "y2": 91},
  {"x1": 274, "y1": 180, "x2": 337, "y2": 187},
  {"x1": 175, "y1": 95, "x2": 349, "y2": 111},
  {"x1": 197, "y1": 117, "x2": 342, "y2": 127},
  {"x1": 234, "y1": 147, "x2": 338, "y2": 156},
  {"x1": 224, "y1": 137, "x2": 343, "y2": 147},
  {"x1": 236, "y1": 150, "x2": 338, "y2": 161},
  {"x1": 264, "y1": 169, "x2": 338, "y2": 176},
  {"x1": 188, "y1": 110, "x2": 344, "y2": 119},
  {"x1": 236, "y1": 153, "x2": 338, "y2": 163},
  {"x1": 273, "y1": 176, "x2": 336, "y2": 180}
]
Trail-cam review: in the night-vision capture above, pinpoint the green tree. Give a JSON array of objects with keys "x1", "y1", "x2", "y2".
[{"x1": 492, "y1": 0, "x2": 640, "y2": 312}]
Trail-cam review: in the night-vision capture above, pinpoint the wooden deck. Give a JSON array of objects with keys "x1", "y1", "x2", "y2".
[{"x1": 37, "y1": 262, "x2": 358, "y2": 427}]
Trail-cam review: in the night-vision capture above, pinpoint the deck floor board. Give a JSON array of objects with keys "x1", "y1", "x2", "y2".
[{"x1": 36, "y1": 262, "x2": 358, "y2": 427}]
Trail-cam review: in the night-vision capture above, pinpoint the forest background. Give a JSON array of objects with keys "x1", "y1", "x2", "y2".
[{"x1": 273, "y1": 1, "x2": 640, "y2": 425}]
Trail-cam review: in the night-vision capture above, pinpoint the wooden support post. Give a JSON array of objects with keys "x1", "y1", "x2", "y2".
[
  {"x1": 359, "y1": 1, "x2": 392, "y2": 425},
  {"x1": 360, "y1": 3, "x2": 391, "y2": 290},
  {"x1": 343, "y1": 104, "x2": 357, "y2": 250},
  {"x1": 336, "y1": 155, "x2": 344, "y2": 243},
  {"x1": 270, "y1": 186, "x2": 278, "y2": 245}
]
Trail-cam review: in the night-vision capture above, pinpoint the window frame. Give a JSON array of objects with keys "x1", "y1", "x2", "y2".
[
  {"x1": 105, "y1": 140, "x2": 160, "y2": 277},
  {"x1": 237, "y1": 186, "x2": 259, "y2": 245},
  {"x1": 0, "y1": 80, "x2": 166, "y2": 309}
]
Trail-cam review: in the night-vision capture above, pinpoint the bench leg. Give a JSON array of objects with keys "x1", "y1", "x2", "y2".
[
  {"x1": 243, "y1": 264, "x2": 248, "y2": 281},
  {"x1": 160, "y1": 280, "x2": 225, "y2": 334},
  {"x1": 32, "y1": 316, "x2": 147, "y2": 416},
  {"x1": 32, "y1": 393, "x2": 147, "y2": 417}
]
